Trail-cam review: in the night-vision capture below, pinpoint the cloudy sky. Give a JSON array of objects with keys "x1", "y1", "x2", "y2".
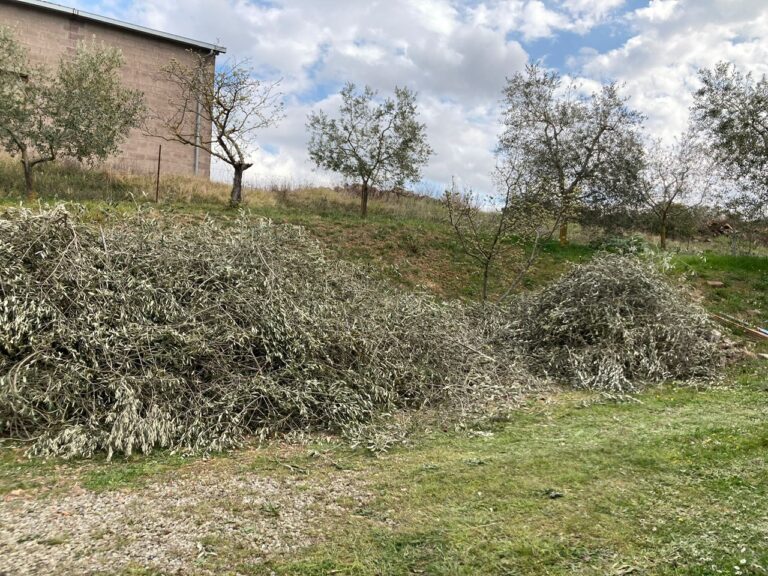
[{"x1": 72, "y1": 0, "x2": 768, "y2": 193}]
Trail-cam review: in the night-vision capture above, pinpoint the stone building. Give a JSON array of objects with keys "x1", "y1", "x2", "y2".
[{"x1": 0, "y1": 0, "x2": 226, "y2": 177}]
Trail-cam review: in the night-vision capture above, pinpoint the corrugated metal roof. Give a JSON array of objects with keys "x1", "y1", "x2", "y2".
[{"x1": 7, "y1": 0, "x2": 227, "y2": 53}]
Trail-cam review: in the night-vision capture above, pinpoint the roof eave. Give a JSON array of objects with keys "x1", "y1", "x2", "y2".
[{"x1": 10, "y1": 0, "x2": 227, "y2": 54}]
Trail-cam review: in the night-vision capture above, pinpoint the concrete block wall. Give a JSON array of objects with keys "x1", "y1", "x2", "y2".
[{"x1": 0, "y1": 1, "x2": 215, "y2": 177}]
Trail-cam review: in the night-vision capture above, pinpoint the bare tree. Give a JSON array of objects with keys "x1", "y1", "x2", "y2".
[
  {"x1": 156, "y1": 54, "x2": 284, "y2": 207},
  {"x1": 499, "y1": 64, "x2": 644, "y2": 245},
  {"x1": 444, "y1": 156, "x2": 546, "y2": 302},
  {"x1": 0, "y1": 28, "x2": 145, "y2": 197},
  {"x1": 635, "y1": 132, "x2": 714, "y2": 249},
  {"x1": 307, "y1": 83, "x2": 433, "y2": 218}
]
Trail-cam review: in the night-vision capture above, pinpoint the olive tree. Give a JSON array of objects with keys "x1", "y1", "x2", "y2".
[
  {"x1": 0, "y1": 27, "x2": 145, "y2": 197},
  {"x1": 635, "y1": 132, "x2": 714, "y2": 249},
  {"x1": 499, "y1": 64, "x2": 644, "y2": 244},
  {"x1": 156, "y1": 54, "x2": 285, "y2": 207},
  {"x1": 692, "y1": 61, "x2": 768, "y2": 224},
  {"x1": 307, "y1": 83, "x2": 433, "y2": 218}
]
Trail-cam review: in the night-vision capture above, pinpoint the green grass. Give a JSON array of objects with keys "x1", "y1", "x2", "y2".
[
  {"x1": 3, "y1": 159, "x2": 767, "y2": 311},
  {"x1": 0, "y1": 158, "x2": 601, "y2": 302},
  {"x1": 253, "y1": 364, "x2": 768, "y2": 575},
  {"x1": 79, "y1": 453, "x2": 192, "y2": 491},
  {"x1": 0, "y1": 156, "x2": 235, "y2": 204},
  {"x1": 674, "y1": 252, "x2": 768, "y2": 327},
  {"x1": 0, "y1": 445, "x2": 59, "y2": 495},
  {"x1": 69, "y1": 362, "x2": 765, "y2": 575},
  {"x1": 30, "y1": 363, "x2": 758, "y2": 575},
  {"x1": 0, "y1": 445, "x2": 197, "y2": 495}
]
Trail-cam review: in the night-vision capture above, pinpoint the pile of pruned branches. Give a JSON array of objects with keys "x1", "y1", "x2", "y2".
[
  {"x1": 0, "y1": 209, "x2": 724, "y2": 459},
  {"x1": 0, "y1": 207, "x2": 513, "y2": 459},
  {"x1": 507, "y1": 253, "x2": 723, "y2": 394}
]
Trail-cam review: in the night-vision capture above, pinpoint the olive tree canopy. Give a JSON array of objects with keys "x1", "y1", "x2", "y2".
[
  {"x1": 692, "y1": 61, "x2": 768, "y2": 223},
  {"x1": 0, "y1": 27, "x2": 145, "y2": 197},
  {"x1": 635, "y1": 132, "x2": 715, "y2": 249},
  {"x1": 444, "y1": 154, "x2": 548, "y2": 303},
  {"x1": 499, "y1": 64, "x2": 644, "y2": 244},
  {"x1": 307, "y1": 83, "x2": 433, "y2": 218}
]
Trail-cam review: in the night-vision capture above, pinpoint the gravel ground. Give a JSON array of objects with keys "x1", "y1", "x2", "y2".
[{"x1": 0, "y1": 462, "x2": 369, "y2": 575}]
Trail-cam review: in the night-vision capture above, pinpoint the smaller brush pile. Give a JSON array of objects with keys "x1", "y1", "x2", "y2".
[
  {"x1": 509, "y1": 253, "x2": 722, "y2": 394},
  {"x1": 0, "y1": 207, "x2": 514, "y2": 459}
]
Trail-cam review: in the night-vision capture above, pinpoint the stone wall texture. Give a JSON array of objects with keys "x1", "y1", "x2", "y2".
[{"x1": 0, "y1": 1, "x2": 216, "y2": 177}]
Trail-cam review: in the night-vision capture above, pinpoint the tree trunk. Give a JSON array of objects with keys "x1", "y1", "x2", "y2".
[
  {"x1": 361, "y1": 181, "x2": 370, "y2": 218},
  {"x1": 229, "y1": 163, "x2": 252, "y2": 207},
  {"x1": 659, "y1": 217, "x2": 668, "y2": 250},
  {"x1": 481, "y1": 261, "x2": 491, "y2": 303},
  {"x1": 23, "y1": 163, "x2": 34, "y2": 199},
  {"x1": 558, "y1": 221, "x2": 569, "y2": 246},
  {"x1": 21, "y1": 151, "x2": 35, "y2": 200}
]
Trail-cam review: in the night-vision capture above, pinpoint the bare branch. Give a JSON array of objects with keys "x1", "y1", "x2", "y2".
[{"x1": 152, "y1": 53, "x2": 284, "y2": 206}]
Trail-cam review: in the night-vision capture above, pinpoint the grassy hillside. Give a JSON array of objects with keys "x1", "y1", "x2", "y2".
[
  {"x1": 0, "y1": 159, "x2": 585, "y2": 301},
  {"x1": 1, "y1": 160, "x2": 765, "y2": 324}
]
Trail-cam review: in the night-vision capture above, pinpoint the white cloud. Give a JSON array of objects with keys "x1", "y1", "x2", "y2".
[
  {"x1": 70, "y1": 0, "x2": 768, "y2": 195},
  {"x1": 520, "y1": 1, "x2": 571, "y2": 40},
  {"x1": 468, "y1": 0, "x2": 627, "y2": 39},
  {"x1": 575, "y1": 0, "x2": 768, "y2": 142},
  {"x1": 87, "y1": 0, "x2": 538, "y2": 192},
  {"x1": 632, "y1": 0, "x2": 679, "y2": 23},
  {"x1": 558, "y1": 0, "x2": 627, "y2": 32}
]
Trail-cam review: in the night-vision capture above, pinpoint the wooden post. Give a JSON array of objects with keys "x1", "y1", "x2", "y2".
[{"x1": 155, "y1": 144, "x2": 162, "y2": 202}]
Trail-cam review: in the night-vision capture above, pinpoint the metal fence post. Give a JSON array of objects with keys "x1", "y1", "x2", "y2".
[{"x1": 155, "y1": 144, "x2": 162, "y2": 202}]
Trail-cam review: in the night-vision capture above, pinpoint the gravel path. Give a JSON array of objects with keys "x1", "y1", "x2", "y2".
[{"x1": 0, "y1": 462, "x2": 369, "y2": 575}]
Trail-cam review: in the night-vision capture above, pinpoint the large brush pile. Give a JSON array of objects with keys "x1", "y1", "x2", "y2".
[
  {"x1": 509, "y1": 253, "x2": 722, "y2": 393},
  {"x1": 0, "y1": 209, "x2": 725, "y2": 459},
  {"x1": 0, "y1": 207, "x2": 511, "y2": 459}
]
